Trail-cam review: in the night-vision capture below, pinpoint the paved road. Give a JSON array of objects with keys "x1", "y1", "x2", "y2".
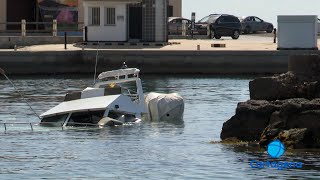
[{"x1": 1, "y1": 34, "x2": 319, "y2": 51}]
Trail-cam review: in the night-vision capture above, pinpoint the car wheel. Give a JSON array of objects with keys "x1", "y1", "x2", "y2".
[
  {"x1": 214, "y1": 34, "x2": 222, "y2": 39},
  {"x1": 266, "y1": 26, "x2": 273, "y2": 33},
  {"x1": 244, "y1": 26, "x2": 251, "y2": 34},
  {"x1": 232, "y1": 30, "x2": 240, "y2": 39}
]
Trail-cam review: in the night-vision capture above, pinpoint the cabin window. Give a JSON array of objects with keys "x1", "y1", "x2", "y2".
[
  {"x1": 67, "y1": 110, "x2": 105, "y2": 126},
  {"x1": 41, "y1": 114, "x2": 68, "y2": 127},
  {"x1": 89, "y1": 7, "x2": 100, "y2": 26},
  {"x1": 104, "y1": 7, "x2": 116, "y2": 25},
  {"x1": 107, "y1": 110, "x2": 136, "y2": 122},
  {"x1": 107, "y1": 110, "x2": 122, "y2": 119}
]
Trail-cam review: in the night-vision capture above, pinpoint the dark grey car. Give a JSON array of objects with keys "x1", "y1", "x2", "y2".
[
  {"x1": 239, "y1": 16, "x2": 274, "y2": 34},
  {"x1": 194, "y1": 14, "x2": 242, "y2": 39}
]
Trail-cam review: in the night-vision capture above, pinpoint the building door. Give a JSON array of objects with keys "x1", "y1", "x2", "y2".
[
  {"x1": 7, "y1": 0, "x2": 37, "y2": 30},
  {"x1": 167, "y1": 5, "x2": 173, "y2": 17},
  {"x1": 129, "y1": 6, "x2": 142, "y2": 40}
]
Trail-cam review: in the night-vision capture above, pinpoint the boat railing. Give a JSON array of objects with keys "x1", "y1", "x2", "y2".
[
  {"x1": 98, "y1": 68, "x2": 140, "y2": 81},
  {"x1": 94, "y1": 77, "x2": 138, "y2": 88},
  {"x1": 0, "y1": 122, "x2": 103, "y2": 132},
  {"x1": 1, "y1": 122, "x2": 39, "y2": 132},
  {"x1": 120, "y1": 86, "x2": 139, "y2": 102}
]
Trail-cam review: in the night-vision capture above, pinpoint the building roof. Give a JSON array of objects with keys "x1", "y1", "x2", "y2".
[{"x1": 40, "y1": 95, "x2": 121, "y2": 117}]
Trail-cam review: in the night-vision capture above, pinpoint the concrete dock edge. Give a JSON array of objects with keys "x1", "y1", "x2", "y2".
[{"x1": 0, "y1": 50, "x2": 319, "y2": 75}]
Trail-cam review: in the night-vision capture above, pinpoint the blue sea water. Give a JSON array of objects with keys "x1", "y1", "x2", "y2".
[{"x1": 0, "y1": 75, "x2": 319, "y2": 179}]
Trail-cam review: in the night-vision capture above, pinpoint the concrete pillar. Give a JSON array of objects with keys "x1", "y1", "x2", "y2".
[
  {"x1": 155, "y1": 0, "x2": 167, "y2": 42},
  {"x1": 182, "y1": 21, "x2": 186, "y2": 36},
  {"x1": 78, "y1": 0, "x2": 84, "y2": 25},
  {"x1": 53, "y1": 19, "x2": 57, "y2": 37},
  {"x1": 142, "y1": 0, "x2": 155, "y2": 42},
  {"x1": 0, "y1": 0, "x2": 7, "y2": 31},
  {"x1": 289, "y1": 54, "x2": 320, "y2": 76},
  {"x1": 21, "y1": 19, "x2": 26, "y2": 37},
  {"x1": 168, "y1": 0, "x2": 182, "y2": 17}
]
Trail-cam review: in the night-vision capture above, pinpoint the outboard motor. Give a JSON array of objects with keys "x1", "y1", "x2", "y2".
[{"x1": 144, "y1": 93, "x2": 184, "y2": 122}]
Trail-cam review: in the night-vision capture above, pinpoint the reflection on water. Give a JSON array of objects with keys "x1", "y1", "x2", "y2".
[{"x1": 0, "y1": 74, "x2": 319, "y2": 179}]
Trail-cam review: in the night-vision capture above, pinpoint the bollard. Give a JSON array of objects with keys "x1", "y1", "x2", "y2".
[
  {"x1": 64, "y1": 32, "x2": 67, "y2": 50},
  {"x1": 53, "y1": 19, "x2": 57, "y2": 37},
  {"x1": 82, "y1": 45, "x2": 84, "y2": 51},
  {"x1": 84, "y1": 26, "x2": 88, "y2": 42},
  {"x1": 14, "y1": 45, "x2": 17, "y2": 51},
  {"x1": 197, "y1": 45, "x2": 200, "y2": 51},
  {"x1": 21, "y1": 19, "x2": 26, "y2": 37},
  {"x1": 182, "y1": 21, "x2": 186, "y2": 36},
  {"x1": 273, "y1": 28, "x2": 277, "y2": 43}
]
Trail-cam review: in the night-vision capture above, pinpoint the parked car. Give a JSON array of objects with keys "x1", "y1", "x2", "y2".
[
  {"x1": 168, "y1": 17, "x2": 191, "y2": 35},
  {"x1": 239, "y1": 16, "x2": 274, "y2": 34},
  {"x1": 194, "y1": 14, "x2": 242, "y2": 39}
]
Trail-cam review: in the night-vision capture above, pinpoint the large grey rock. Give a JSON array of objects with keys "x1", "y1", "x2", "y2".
[
  {"x1": 221, "y1": 55, "x2": 320, "y2": 149},
  {"x1": 259, "y1": 99, "x2": 320, "y2": 149},
  {"x1": 221, "y1": 98, "x2": 320, "y2": 147},
  {"x1": 220, "y1": 100, "x2": 280, "y2": 141}
]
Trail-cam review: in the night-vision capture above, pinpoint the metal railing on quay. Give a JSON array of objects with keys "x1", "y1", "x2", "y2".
[{"x1": 0, "y1": 20, "x2": 84, "y2": 37}]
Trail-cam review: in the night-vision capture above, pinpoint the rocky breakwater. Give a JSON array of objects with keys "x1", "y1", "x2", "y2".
[{"x1": 221, "y1": 54, "x2": 320, "y2": 149}]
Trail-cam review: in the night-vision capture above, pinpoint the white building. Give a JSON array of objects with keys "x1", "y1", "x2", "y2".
[{"x1": 83, "y1": 0, "x2": 168, "y2": 42}]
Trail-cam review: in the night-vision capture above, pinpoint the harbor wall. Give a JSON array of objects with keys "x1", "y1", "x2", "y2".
[{"x1": 0, "y1": 50, "x2": 319, "y2": 75}]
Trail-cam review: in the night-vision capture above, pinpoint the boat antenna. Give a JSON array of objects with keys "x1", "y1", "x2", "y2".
[
  {"x1": 93, "y1": 41, "x2": 99, "y2": 85},
  {"x1": 0, "y1": 68, "x2": 41, "y2": 120}
]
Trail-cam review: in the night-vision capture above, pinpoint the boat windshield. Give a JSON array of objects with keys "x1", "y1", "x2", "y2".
[
  {"x1": 67, "y1": 110, "x2": 105, "y2": 126},
  {"x1": 97, "y1": 81, "x2": 139, "y2": 102},
  {"x1": 41, "y1": 114, "x2": 68, "y2": 127}
]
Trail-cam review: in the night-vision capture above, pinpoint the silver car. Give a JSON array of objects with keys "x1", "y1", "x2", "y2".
[
  {"x1": 168, "y1": 17, "x2": 191, "y2": 35},
  {"x1": 239, "y1": 16, "x2": 274, "y2": 34}
]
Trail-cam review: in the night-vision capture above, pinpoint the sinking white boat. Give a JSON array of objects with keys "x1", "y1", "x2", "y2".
[{"x1": 40, "y1": 68, "x2": 184, "y2": 127}]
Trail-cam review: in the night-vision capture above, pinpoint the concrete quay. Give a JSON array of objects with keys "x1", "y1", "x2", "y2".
[
  {"x1": 0, "y1": 36, "x2": 82, "y2": 49},
  {"x1": 0, "y1": 35, "x2": 319, "y2": 75}
]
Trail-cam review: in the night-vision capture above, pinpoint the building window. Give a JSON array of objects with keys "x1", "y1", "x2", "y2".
[
  {"x1": 104, "y1": 7, "x2": 116, "y2": 25},
  {"x1": 89, "y1": 7, "x2": 100, "y2": 26}
]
